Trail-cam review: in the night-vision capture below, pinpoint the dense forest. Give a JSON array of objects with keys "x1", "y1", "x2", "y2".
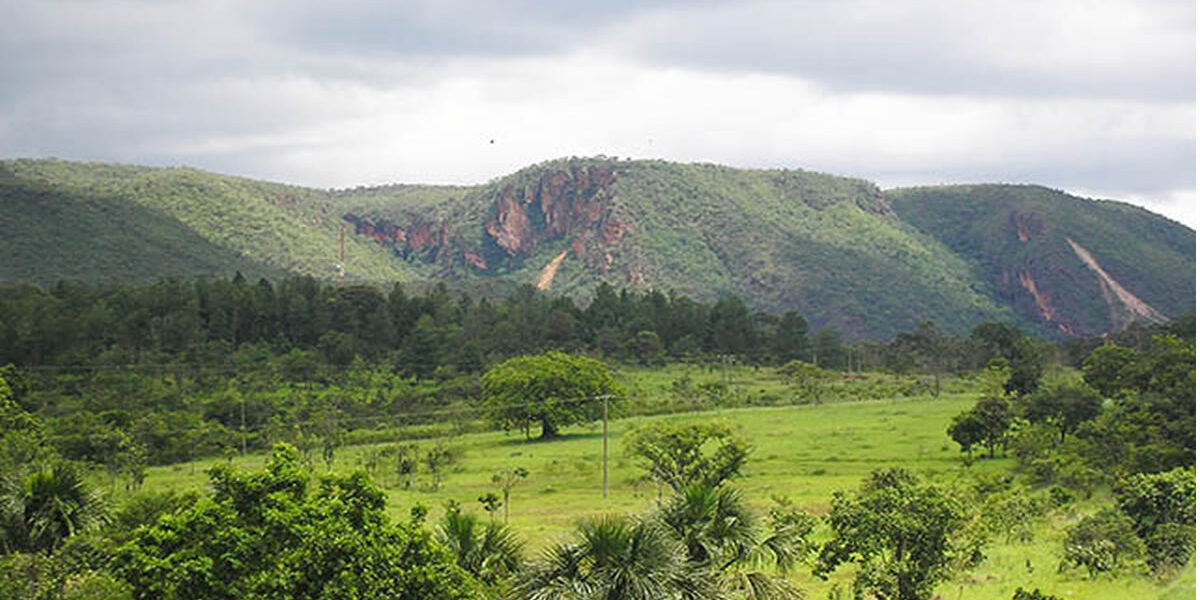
[{"x1": 0, "y1": 274, "x2": 1070, "y2": 467}]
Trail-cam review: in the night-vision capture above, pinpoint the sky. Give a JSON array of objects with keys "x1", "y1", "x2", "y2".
[{"x1": 1, "y1": 0, "x2": 1195, "y2": 227}]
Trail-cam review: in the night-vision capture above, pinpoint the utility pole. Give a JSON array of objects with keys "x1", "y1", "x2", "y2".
[{"x1": 602, "y1": 394, "x2": 609, "y2": 499}]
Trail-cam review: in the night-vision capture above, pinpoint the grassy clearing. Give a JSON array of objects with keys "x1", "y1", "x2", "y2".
[{"x1": 137, "y1": 369, "x2": 1192, "y2": 600}]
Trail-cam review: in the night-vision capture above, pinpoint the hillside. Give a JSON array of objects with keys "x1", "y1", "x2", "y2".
[
  {"x1": 0, "y1": 159, "x2": 423, "y2": 286},
  {"x1": 1, "y1": 157, "x2": 1193, "y2": 339},
  {"x1": 338, "y1": 158, "x2": 1018, "y2": 339},
  {"x1": 887, "y1": 185, "x2": 1195, "y2": 337}
]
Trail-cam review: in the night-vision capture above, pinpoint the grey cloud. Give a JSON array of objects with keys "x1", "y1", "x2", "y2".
[
  {"x1": 245, "y1": 0, "x2": 721, "y2": 60},
  {"x1": 870, "y1": 138, "x2": 1195, "y2": 202},
  {"x1": 619, "y1": 0, "x2": 1196, "y2": 102}
]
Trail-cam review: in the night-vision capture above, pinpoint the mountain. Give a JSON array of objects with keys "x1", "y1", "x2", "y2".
[
  {"x1": 0, "y1": 157, "x2": 1192, "y2": 340},
  {"x1": 887, "y1": 184, "x2": 1195, "y2": 337}
]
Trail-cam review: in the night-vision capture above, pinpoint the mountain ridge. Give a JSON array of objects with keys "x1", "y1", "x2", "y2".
[{"x1": 1, "y1": 157, "x2": 1192, "y2": 340}]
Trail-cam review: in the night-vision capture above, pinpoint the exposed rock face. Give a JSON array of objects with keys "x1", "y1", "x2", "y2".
[
  {"x1": 343, "y1": 163, "x2": 629, "y2": 277},
  {"x1": 485, "y1": 187, "x2": 533, "y2": 255},
  {"x1": 1010, "y1": 211, "x2": 1045, "y2": 244}
]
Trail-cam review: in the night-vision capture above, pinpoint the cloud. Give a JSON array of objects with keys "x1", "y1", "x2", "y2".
[
  {"x1": 0, "y1": 0, "x2": 1193, "y2": 227},
  {"x1": 614, "y1": 0, "x2": 1195, "y2": 102}
]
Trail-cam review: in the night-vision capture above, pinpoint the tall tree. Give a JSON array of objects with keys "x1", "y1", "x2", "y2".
[{"x1": 481, "y1": 352, "x2": 620, "y2": 440}]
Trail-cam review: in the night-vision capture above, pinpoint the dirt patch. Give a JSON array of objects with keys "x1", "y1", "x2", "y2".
[
  {"x1": 1019, "y1": 271, "x2": 1056, "y2": 322},
  {"x1": 536, "y1": 250, "x2": 569, "y2": 291},
  {"x1": 1066, "y1": 237, "x2": 1167, "y2": 327}
]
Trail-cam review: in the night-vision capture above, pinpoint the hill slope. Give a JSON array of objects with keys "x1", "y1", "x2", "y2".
[
  {"x1": 1, "y1": 157, "x2": 1193, "y2": 339},
  {"x1": 339, "y1": 158, "x2": 1017, "y2": 338},
  {"x1": 887, "y1": 184, "x2": 1195, "y2": 337},
  {"x1": 0, "y1": 159, "x2": 423, "y2": 286}
]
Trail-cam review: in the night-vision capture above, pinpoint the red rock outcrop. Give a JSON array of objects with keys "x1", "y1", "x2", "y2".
[{"x1": 343, "y1": 162, "x2": 629, "y2": 277}]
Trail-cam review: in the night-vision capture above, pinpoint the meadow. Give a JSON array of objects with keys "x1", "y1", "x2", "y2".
[{"x1": 135, "y1": 365, "x2": 1194, "y2": 600}]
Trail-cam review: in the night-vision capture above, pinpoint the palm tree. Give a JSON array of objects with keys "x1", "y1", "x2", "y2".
[
  {"x1": 512, "y1": 514, "x2": 705, "y2": 600},
  {"x1": 20, "y1": 463, "x2": 107, "y2": 554},
  {"x1": 437, "y1": 504, "x2": 524, "y2": 586},
  {"x1": 656, "y1": 485, "x2": 810, "y2": 600}
]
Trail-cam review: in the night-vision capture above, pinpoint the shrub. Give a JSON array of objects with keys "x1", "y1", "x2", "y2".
[{"x1": 1060, "y1": 509, "x2": 1145, "y2": 577}]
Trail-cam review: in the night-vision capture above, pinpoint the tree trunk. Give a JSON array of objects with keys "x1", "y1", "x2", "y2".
[{"x1": 539, "y1": 417, "x2": 559, "y2": 440}]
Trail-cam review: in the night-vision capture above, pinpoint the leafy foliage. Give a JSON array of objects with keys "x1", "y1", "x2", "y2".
[
  {"x1": 512, "y1": 514, "x2": 695, "y2": 600},
  {"x1": 481, "y1": 352, "x2": 619, "y2": 440},
  {"x1": 948, "y1": 396, "x2": 1013, "y2": 459},
  {"x1": 815, "y1": 468, "x2": 981, "y2": 600},
  {"x1": 113, "y1": 444, "x2": 476, "y2": 600},
  {"x1": 1114, "y1": 467, "x2": 1196, "y2": 572},
  {"x1": 436, "y1": 502, "x2": 524, "y2": 587},
  {"x1": 1060, "y1": 509, "x2": 1145, "y2": 577},
  {"x1": 623, "y1": 420, "x2": 750, "y2": 492}
]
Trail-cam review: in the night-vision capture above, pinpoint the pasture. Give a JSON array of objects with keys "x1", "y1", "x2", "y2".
[{"x1": 136, "y1": 368, "x2": 1192, "y2": 600}]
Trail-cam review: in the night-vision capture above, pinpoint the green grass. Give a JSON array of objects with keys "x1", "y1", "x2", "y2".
[{"x1": 134, "y1": 380, "x2": 1192, "y2": 600}]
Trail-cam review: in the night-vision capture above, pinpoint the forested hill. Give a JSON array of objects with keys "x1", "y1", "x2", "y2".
[
  {"x1": 1, "y1": 157, "x2": 1193, "y2": 339},
  {"x1": 888, "y1": 185, "x2": 1195, "y2": 338}
]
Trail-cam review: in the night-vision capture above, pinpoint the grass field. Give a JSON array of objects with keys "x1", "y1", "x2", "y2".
[{"x1": 136, "y1": 371, "x2": 1193, "y2": 600}]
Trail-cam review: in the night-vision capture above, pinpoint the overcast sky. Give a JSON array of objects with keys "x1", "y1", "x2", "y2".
[{"x1": 1, "y1": 0, "x2": 1195, "y2": 226}]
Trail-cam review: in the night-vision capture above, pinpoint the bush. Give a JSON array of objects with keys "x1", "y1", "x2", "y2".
[
  {"x1": 1115, "y1": 467, "x2": 1196, "y2": 573},
  {"x1": 1145, "y1": 522, "x2": 1195, "y2": 573},
  {"x1": 1060, "y1": 509, "x2": 1145, "y2": 577}
]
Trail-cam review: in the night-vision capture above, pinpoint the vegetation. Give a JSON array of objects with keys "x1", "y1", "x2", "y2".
[
  {"x1": 623, "y1": 420, "x2": 749, "y2": 492},
  {"x1": 481, "y1": 352, "x2": 620, "y2": 440},
  {"x1": 114, "y1": 444, "x2": 475, "y2": 600},
  {"x1": 4, "y1": 158, "x2": 1191, "y2": 340},
  {"x1": 0, "y1": 258, "x2": 1192, "y2": 600},
  {"x1": 815, "y1": 468, "x2": 982, "y2": 600},
  {"x1": 888, "y1": 184, "x2": 1195, "y2": 338}
]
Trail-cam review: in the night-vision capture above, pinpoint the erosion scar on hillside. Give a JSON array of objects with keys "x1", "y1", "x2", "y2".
[
  {"x1": 1065, "y1": 237, "x2": 1167, "y2": 326},
  {"x1": 537, "y1": 250, "x2": 569, "y2": 291}
]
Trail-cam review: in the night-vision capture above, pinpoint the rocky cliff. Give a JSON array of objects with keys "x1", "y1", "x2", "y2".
[{"x1": 342, "y1": 162, "x2": 634, "y2": 284}]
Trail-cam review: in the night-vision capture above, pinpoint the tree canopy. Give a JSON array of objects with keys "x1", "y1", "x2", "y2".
[
  {"x1": 113, "y1": 444, "x2": 476, "y2": 600},
  {"x1": 815, "y1": 468, "x2": 981, "y2": 600},
  {"x1": 481, "y1": 352, "x2": 620, "y2": 440},
  {"x1": 624, "y1": 420, "x2": 750, "y2": 492}
]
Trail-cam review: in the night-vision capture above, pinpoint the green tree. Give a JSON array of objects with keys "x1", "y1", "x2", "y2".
[
  {"x1": 1024, "y1": 383, "x2": 1102, "y2": 442},
  {"x1": 947, "y1": 409, "x2": 988, "y2": 460},
  {"x1": 492, "y1": 467, "x2": 529, "y2": 524},
  {"x1": 481, "y1": 352, "x2": 620, "y2": 440},
  {"x1": 815, "y1": 468, "x2": 981, "y2": 600},
  {"x1": 1081, "y1": 342, "x2": 1138, "y2": 398},
  {"x1": 770, "y1": 311, "x2": 810, "y2": 365},
  {"x1": 113, "y1": 444, "x2": 475, "y2": 600},
  {"x1": 624, "y1": 421, "x2": 750, "y2": 492},
  {"x1": 949, "y1": 396, "x2": 1012, "y2": 459},
  {"x1": 893, "y1": 321, "x2": 949, "y2": 396},
  {"x1": 1114, "y1": 467, "x2": 1195, "y2": 571}
]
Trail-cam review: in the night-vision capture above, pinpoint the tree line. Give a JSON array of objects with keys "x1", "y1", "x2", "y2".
[{"x1": 5, "y1": 271, "x2": 1181, "y2": 474}]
